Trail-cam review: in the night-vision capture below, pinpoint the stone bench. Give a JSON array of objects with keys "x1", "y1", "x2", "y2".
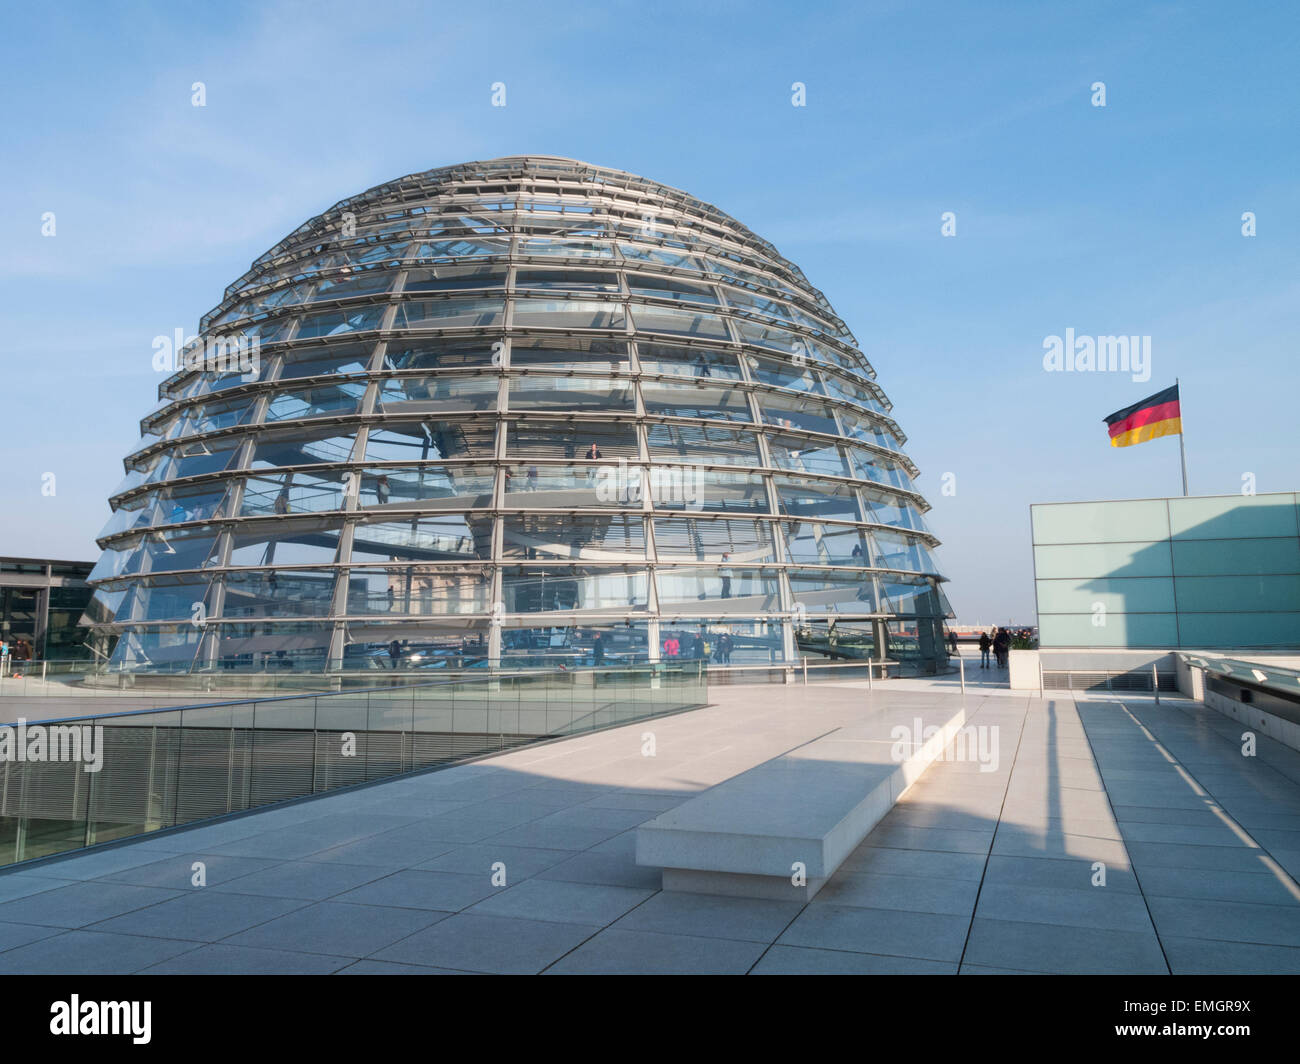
[{"x1": 635, "y1": 701, "x2": 970, "y2": 901}]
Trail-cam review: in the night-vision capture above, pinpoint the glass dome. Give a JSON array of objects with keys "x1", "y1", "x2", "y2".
[{"x1": 85, "y1": 156, "x2": 951, "y2": 673}]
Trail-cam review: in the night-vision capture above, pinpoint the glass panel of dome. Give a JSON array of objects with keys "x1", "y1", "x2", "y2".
[
  {"x1": 271, "y1": 250, "x2": 353, "y2": 279},
  {"x1": 311, "y1": 270, "x2": 394, "y2": 302},
  {"x1": 342, "y1": 630, "x2": 486, "y2": 672},
  {"x1": 651, "y1": 468, "x2": 768, "y2": 513},
  {"x1": 377, "y1": 375, "x2": 498, "y2": 413},
  {"x1": 626, "y1": 275, "x2": 719, "y2": 305},
  {"x1": 507, "y1": 375, "x2": 633, "y2": 412},
  {"x1": 509, "y1": 298, "x2": 625, "y2": 330},
  {"x1": 839, "y1": 410, "x2": 901, "y2": 451},
  {"x1": 661, "y1": 619, "x2": 785, "y2": 663},
  {"x1": 249, "y1": 425, "x2": 358, "y2": 467},
  {"x1": 264, "y1": 282, "x2": 316, "y2": 309},
  {"x1": 240, "y1": 470, "x2": 352, "y2": 516},
  {"x1": 722, "y1": 286, "x2": 797, "y2": 322},
  {"x1": 629, "y1": 304, "x2": 729, "y2": 340},
  {"x1": 499, "y1": 623, "x2": 650, "y2": 667},
  {"x1": 149, "y1": 437, "x2": 245, "y2": 482},
  {"x1": 240, "y1": 319, "x2": 292, "y2": 346},
  {"x1": 773, "y1": 476, "x2": 862, "y2": 523},
  {"x1": 616, "y1": 243, "x2": 703, "y2": 271},
  {"x1": 350, "y1": 242, "x2": 408, "y2": 266},
  {"x1": 846, "y1": 447, "x2": 912, "y2": 491},
  {"x1": 813, "y1": 340, "x2": 876, "y2": 380},
  {"x1": 514, "y1": 268, "x2": 620, "y2": 292},
  {"x1": 516, "y1": 238, "x2": 612, "y2": 259},
  {"x1": 734, "y1": 319, "x2": 807, "y2": 354},
  {"x1": 424, "y1": 215, "x2": 508, "y2": 238},
  {"x1": 501, "y1": 567, "x2": 649, "y2": 613},
  {"x1": 349, "y1": 514, "x2": 491, "y2": 562},
  {"x1": 362, "y1": 420, "x2": 487, "y2": 462},
  {"x1": 635, "y1": 342, "x2": 740, "y2": 380},
  {"x1": 762, "y1": 397, "x2": 840, "y2": 436},
  {"x1": 258, "y1": 254, "x2": 341, "y2": 285},
  {"x1": 701, "y1": 256, "x2": 795, "y2": 295},
  {"x1": 343, "y1": 567, "x2": 489, "y2": 617},
  {"x1": 297, "y1": 306, "x2": 384, "y2": 338},
  {"x1": 412, "y1": 237, "x2": 511, "y2": 260},
  {"x1": 213, "y1": 281, "x2": 315, "y2": 325},
  {"x1": 351, "y1": 465, "x2": 494, "y2": 510},
  {"x1": 780, "y1": 519, "x2": 869, "y2": 566},
  {"x1": 639, "y1": 380, "x2": 752, "y2": 422},
  {"x1": 212, "y1": 622, "x2": 333, "y2": 671},
  {"x1": 357, "y1": 219, "x2": 418, "y2": 242},
  {"x1": 171, "y1": 395, "x2": 259, "y2": 437},
  {"x1": 652, "y1": 517, "x2": 776, "y2": 562},
  {"x1": 655, "y1": 566, "x2": 779, "y2": 611},
  {"x1": 518, "y1": 219, "x2": 608, "y2": 240},
  {"x1": 862, "y1": 489, "x2": 927, "y2": 532},
  {"x1": 277, "y1": 343, "x2": 375, "y2": 379},
  {"x1": 872, "y1": 529, "x2": 936, "y2": 573},
  {"x1": 501, "y1": 515, "x2": 647, "y2": 560},
  {"x1": 79, "y1": 587, "x2": 126, "y2": 628},
  {"x1": 265, "y1": 382, "x2": 367, "y2": 422},
  {"x1": 403, "y1": 265, "x2": 508, "y2": 293},
  {"x1": 382, "y1": 338, "x2": 498, "y2": 371},
  {"x1": 97, "y1": 495, "x2": 154, "y2": 539},
  {"x1": 781, "y1": 304, "x2": 840, "y2": 336},
  {"x1": 645, "y1": 424, "x2": 762, "y2": 466},
  {"x1": 767, "y1": 439, "x2": 849, "y2": 477},
  {"x1": 129, "y1": 526, "x2": 225, "y2": 573},
  {"x1": 505, "y1": 420, "x2": 638, "y2": 459},
  {"x1": 880, "y1": 577, "x2": 940, "y2": 617},
  {"x1": 821, "y1": 372, "x2": 886, "y2": 413},
  {"x1": 150, "y1": 482, "x2": 232, "y2": 525},
  {"x1": 746, "y1": 354, "x2": 825, "y2": 394},
  {"x1": 503, "y1": 463, "x2": 630, "y2": 507},
  {"x1": 509, "y1": 337, "x2": 629, "y2": 372},
  {"x1": 160, "y1": 374, "x2": 203, "y2": 402},
  {"x1": 112, "y1": 625, "x2": 206, "y2": 669},
  {"x1": 191, "y1": 366, "x2": 261, "y2": 397},
  {"x1": 787, "y1": 568, "x2": 879, "y2": 614},
  {"x1": 395, "y1": 298, "x2": 503, "y2": 330},
  {"x1": 113, "y1": 578, "x2": 218, "y2": 623},
  {"x1": 627, "y1": 228, "x2": 692, "y2": 253},
  {"x1": 227, "y1": 519, "x2": 343, "y2": 566},
  {"x1": 519, "y1": 196, "x2": 595, "y2": 215},
  {"x1": 144, "y1": 411, "x2": 179, "y2": 441},
  {"x1": 87, "y1": 540, "x2": 142, "y2": 583}
]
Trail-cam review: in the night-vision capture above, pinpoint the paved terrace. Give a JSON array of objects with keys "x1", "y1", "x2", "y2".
[{"x1": 2, "y1": 679, "x2": 1300, "y2": 974}]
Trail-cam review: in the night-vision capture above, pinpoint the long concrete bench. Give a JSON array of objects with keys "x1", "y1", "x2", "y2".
[{"x1": 635, "y1": 701, "x2": 970, "y2": 901}]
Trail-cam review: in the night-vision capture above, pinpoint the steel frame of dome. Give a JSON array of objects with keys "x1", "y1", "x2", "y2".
[{"x1": 84, "y1": 155, "x2": 952, "y2": 673}]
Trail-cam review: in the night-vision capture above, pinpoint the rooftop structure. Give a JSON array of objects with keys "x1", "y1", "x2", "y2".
[{"x1": 84, "y1": 157, "x2": 950, "y2": 674}]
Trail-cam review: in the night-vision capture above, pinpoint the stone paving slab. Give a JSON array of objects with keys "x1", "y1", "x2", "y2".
[{"x1": 1, "y1": 682, "x2": 1300, "y2": 973}]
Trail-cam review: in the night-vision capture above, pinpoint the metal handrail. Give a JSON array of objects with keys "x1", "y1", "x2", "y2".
[{"x1": 1180, "y1": 653, "x2": 1300, "y2": 698}]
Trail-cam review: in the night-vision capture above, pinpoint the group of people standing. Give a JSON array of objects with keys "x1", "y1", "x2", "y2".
[
  {"x1": 1, "y1": 636, "x2": 33, "y2": 660},
  {"x1": 662, "y1": 630, "x2": 733, "y2": 664},
  {"x1": 0, "y1": 636, "x2": 34, "y2": 675},
  {"x1": 978, "y1": 628, "x2": 1011, "y2": 669}
]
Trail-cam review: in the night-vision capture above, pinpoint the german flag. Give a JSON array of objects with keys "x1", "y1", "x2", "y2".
[{"x1": 1104, "y1": 384, "x2": 1182, "y2": 448}]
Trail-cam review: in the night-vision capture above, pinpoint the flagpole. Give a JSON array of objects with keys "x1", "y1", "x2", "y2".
[{"x1": 1177, "y1": 377, "x2": 1189, "y2": 497}]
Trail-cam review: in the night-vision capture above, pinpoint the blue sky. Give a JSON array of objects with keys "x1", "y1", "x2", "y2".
[{"x1": 1, "y1": 0, "x2": 1296, "y2": 622}]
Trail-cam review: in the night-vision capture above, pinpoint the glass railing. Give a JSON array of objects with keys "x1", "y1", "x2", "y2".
[
  {"x1": 0, "y1": 663, "x2": 707, "y2": 868},
  {"x1": 0, "y1": 659, "x2": 350, "y2": 699}
]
